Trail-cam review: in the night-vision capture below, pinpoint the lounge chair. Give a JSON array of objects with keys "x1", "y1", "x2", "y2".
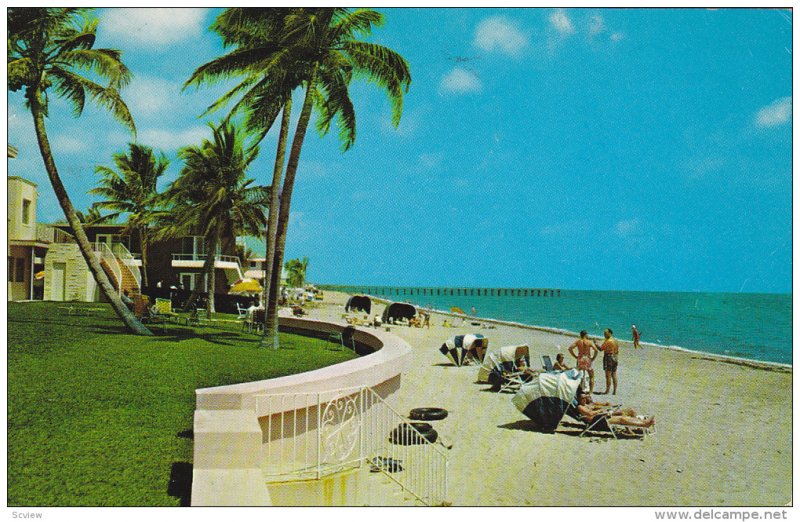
[
  {"x1": 564, "y1": 400, "x2": 655, "y2": 439},
  {"x1": 477, "y1": 344, "x2": 534, "y2": 393},
  {"x1": 542, "y1": 355, "x2": 555, "y2": 372},
  {"x1": 235, "y1": 303, "x2": 248, "y2": 320}
]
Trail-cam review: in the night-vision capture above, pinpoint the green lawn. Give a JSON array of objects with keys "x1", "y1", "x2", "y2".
[{"x1": 7, "y1": 301, "x2": 356, "y2": 506}]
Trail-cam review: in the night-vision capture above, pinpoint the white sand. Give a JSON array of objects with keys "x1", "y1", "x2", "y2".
[{"x1": 309, "y1": 291, "x2": 792, "y2": 506}]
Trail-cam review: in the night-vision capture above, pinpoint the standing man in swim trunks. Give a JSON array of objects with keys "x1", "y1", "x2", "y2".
[
  {"x1": 597, "y1": 328, "x2": 620, "y2": 395},
  {"x1": 568, "y1": 330, "x2": 598, "y2": 393},
  {"x1": 632, "y1": 324, "x2": 641, "y2": 349}
]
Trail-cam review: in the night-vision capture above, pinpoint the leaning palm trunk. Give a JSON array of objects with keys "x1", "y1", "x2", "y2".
[
  {"x1": 267, "y1": 77, "x2": 316, "y2": 331},
  {"x1": 30, "y1": 102, "x2": 152, "y2": 336},
  {"x1": 261, "y1": 101, "x2": 292, "y2": 349}
]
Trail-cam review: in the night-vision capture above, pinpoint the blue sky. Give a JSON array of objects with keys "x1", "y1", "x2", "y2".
[{"x1": 7, "y1": 8, "x2": 793, "y2": 293}]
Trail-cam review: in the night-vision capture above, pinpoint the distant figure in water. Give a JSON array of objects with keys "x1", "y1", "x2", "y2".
[
  {"x1": 632, "y1": 324, "x2": 641, "y2": 349},
  {"x1": 471, "y1": 305, "x2": 477, "y2": 317}
]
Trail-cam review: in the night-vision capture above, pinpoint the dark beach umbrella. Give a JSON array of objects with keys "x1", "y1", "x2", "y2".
[
  {"x1": 511, "y1": 369, "x2": 582, "y2": 432},
  {"x1": 439, "y1": 333, "x2": 487, "y2": 366},
  {"x1": 381, "y1": 302, "x2": 417, "y2": 323},
  {"x1": 345, "y1": 295, "x2": 372, "y2": 314}
]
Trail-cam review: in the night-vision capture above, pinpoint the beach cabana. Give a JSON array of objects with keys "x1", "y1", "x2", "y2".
[
  {"x1": 381, "y1": 302, "x2": 417, "y2": 324},
  {"x1": 345, "y1": 295, "x2": 372, "y2": 314},
  {"x1": 511, "y1": 369, "x2": 582, "y2": 432},
  {"x1": 477, "y1": 344, "x2": 530, "y2": 383},
  {"x1": 439, "y1": 333, "x2": 488, "y2": 366}
]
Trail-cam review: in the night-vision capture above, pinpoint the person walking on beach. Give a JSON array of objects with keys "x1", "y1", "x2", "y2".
[
  {"x1": 568, "y1": 330, "x2": 597, "y2": 393},
  {"x1": 596, "y1": 328, "x2": 620, "y2": 395},
  {"x1": 632, "y1": 324, "x2": 641, "y2": 349},
  {"x1": 471, "y1": 305, "x2": 477, "y2": 317}
]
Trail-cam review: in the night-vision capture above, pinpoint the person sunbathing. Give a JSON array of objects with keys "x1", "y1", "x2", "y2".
[{"x1": 575, "y1": 392, "x2": 654, "y2": 428}]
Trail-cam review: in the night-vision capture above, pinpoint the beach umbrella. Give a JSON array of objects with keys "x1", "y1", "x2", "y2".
[
  {"x1": 439, "y1": 333, "x2": 487, "y2": 366},
  {"x1": 34, "y1": 270, "x2": 45, "y2": 280},
  {"x1": 229, "y1": 278, "x2": 262, "y2": 294},
  {"x1": 450, "y1": 306, "x2": 466, "y2": 315},
  {"x1": 381, "y1": 302, "x2": 417, "y2": 323},
  {"x1": 477, "y1": 344, "x2": 530, "y2": 383},
  {"x1": 511, "y1": 369, "x2": 582, "y2": 432}
]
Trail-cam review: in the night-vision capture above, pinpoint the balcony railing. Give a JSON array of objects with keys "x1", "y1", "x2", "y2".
[{"x1": 171, "y1": 253, "x2": 241, "y2": 264}]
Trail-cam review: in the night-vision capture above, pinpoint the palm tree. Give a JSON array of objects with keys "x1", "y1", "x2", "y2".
[
  {"x1": 284, "y1": 256, "x2": 309, "y2": 289},
  {"x1": 186, "y1": 8, "x2": 411, "y2": 347},
  {"x1": 8, "y1": 8, "x2": 151, "y2": 335},
  {"x1": 161, "y1": 122, "x2": 269, "y2": 318},
  {"x1": 90, "y1": 143, "x2": 169, "y2": 288},
  {"x1": 75, "y1": 205, "x2": 108, "y2": 225}
]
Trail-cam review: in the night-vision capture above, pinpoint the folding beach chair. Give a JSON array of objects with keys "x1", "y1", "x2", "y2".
[
  {"x1": 235, "y1": 303, "x2": 248, "y2": 320},
  {"x1": 564, "y1": 400, "x2": 655, "y2": 439},
  {"x1": 542, "y1": 355, "x2": 555, "y2": 372},
  {"x1": 477, "y1": 344, "x2": 534, "y2": 393}
]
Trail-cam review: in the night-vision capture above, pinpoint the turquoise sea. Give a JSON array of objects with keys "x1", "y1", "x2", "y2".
[{"x1": 321, "y1": 286, "x2": 793, "y2": 366}]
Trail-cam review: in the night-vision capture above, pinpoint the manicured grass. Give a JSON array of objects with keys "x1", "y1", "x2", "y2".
[{"x1": 7, "y1": 301, "x2": 356, "y2": 506}]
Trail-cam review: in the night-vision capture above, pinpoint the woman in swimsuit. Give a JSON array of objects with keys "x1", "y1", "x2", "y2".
[{"x1": 568, "y1": 330, "x2": 598, "y2": 393}]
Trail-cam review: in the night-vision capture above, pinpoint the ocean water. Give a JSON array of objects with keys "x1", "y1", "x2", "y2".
[{"x1": 322, "y1": 286, "x2": 793, "y2": 366}]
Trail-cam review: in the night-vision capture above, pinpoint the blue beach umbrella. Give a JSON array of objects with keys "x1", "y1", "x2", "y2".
[
  {"x1": 438, "y1": 333, "x2": 487, "y2": 366},
  {"x1": 511, "y1": 369, "x2": 582, "y2": 432}
]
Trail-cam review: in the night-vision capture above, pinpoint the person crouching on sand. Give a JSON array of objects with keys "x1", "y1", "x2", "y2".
[{"x1": 568, "y1": 330, "x2": 598, "y2": 393}]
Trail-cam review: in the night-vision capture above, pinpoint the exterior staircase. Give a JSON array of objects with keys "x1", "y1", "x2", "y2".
[{"x1": 96, "y1": 242, "x2": 142, "y2": 297}]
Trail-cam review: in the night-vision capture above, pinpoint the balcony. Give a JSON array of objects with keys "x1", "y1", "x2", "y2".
[{"x1": 171, "y1": 253, "x2": 242, "y2": 271}]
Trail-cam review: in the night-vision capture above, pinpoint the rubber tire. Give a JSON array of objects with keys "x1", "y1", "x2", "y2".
[
  {"x1": 390, "y1": 422, "x2": 439, "y2": 445},
  {"x1": 409, "y1": 407, "x2": 449, "y2": 421}
]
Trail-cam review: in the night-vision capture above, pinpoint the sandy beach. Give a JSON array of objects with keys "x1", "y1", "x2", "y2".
[{"x1": 309, "y1": 291, "x2": 791, "y2": 507}]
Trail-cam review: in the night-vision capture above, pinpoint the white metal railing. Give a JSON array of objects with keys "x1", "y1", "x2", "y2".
[
  {"x1": 254, "y1": 385, "x2": 449, "y2": 506},
  {"x1": 171, "y1": 253, "x2": 240, "y2": 263},
  {"x1": 93, "y1": 242, "x2": 122, "y2": 296},
  {"x1": 111, "y1": 242, "x2": 142, "y2": 291}
]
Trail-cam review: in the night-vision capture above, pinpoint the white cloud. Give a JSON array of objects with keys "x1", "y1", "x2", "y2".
[
  {"x1": 52, "y1": 134, "x2": 89, "y2": 154},
  {"x1": 124, "y1": 76, "x2": 182, "y2": 119},
  {"x1": 138, "y1": 126, "x2": 210, "y2": 151},
  {"x1": 474, "y1": 16, "x2": 529, "y2": 56},
  {"x1": 610, "y1": 32, "x2": 625, "y2": 42},
  {"x1": 588, "y1": 14, "x2": 606, "y2": 37},
  {"x1": 549, "y1": 9, "x2": 575, "y2": 36},
  {"x1": 100, "y1": 8, "x2": 208, "y2": 48},
  {"x1": 614, "y1": 218, "x2": 640, "y2": 238},
  {"x1": 755, "y1": 97, "x2": 792, "y2": 128},
  {"x1": 439, "y1": 68, "x2": 482, "y2": 95}
]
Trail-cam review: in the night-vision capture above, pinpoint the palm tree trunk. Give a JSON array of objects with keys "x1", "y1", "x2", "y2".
[
  {"x1": 261, "y1": 100, "x2": 292, "y2": 349},
  {"x1": 183, "y1": 231, "x2": 219, "y2": 314},
  {"x1": 140, "y1": 226, "x2": 149, "y2": 289},
  {"x1": 29, "y1": 100, "x2": 152, "y2": 335},
  {"x1": 206, "y1": 226, "x2": 221, "y2": 319},
  {"x1": 267, "y1": 76, "x2": 317, "y2": 332}
]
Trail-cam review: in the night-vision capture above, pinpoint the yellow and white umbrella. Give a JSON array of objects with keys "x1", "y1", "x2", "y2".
[{"x1": 229, "y1": 278, "x2": 263, "y2": 295}]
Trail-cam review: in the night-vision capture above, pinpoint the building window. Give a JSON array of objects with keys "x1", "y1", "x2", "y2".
[
  {"x1": 250, "y1": 261, "x2": 257, "y2": 268},
  {"x1": 8, "y1": 257, "x2": 14, "y2": 282},
  {"x1": 10, "y1": 257, "x2": 24, "y2": 282},
  {"x1": 21, "y1": 199, "x2": 31, "y2": 225}
]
